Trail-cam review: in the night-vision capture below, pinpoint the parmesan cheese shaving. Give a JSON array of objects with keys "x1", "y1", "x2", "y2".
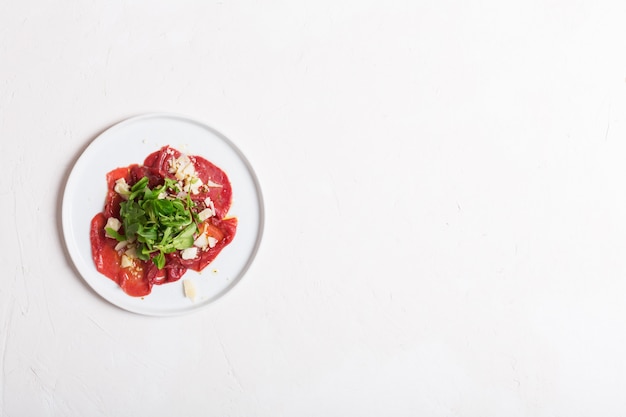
[{"x1": 183, "y1": 279, "x2": 196, "y2": 302}]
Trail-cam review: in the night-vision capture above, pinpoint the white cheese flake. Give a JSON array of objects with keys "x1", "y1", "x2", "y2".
[
  {"x1": 182, "y1": 162, "x2": 195, "y2": 177},
  {"x1": 125, "y1": 246, "x2": 138, "y2": 259},
  {"x1": 105, "y1": 217, "x2": 121, "y2": 231},
  {"x1": 114, "y1": 240, "x2": 128, "y2": 251},
  {"x1": 189, "y1": 178, "x2": 203, "y2": 195},
  {"x1": 193, "y1": 234, "x2": 209, "y2": 249},
  {"x1": 207, "y1": 236, "x2": 218, "y2": 248},
  {"x1": 120, "y1": 254, "x2": 133, "y2": 268},
  {"x1": 114, "y1": 178, "x2": 130, "y2": 199},
  {"x1": 170, "y1": 154, "x2": 203, "y2": 195},
  {"x1": 181, "y1": 247, "x2": 198, "y2": 260},
  {"x1": 203, "y1": 197, "x2": 216, "y2": 217},
  {"x1": 197, "y1": 208, "x2": 214, "y2": 221},
  {"x1": 104, "y1": 217, "x2": 122, "y2": 238},
  {"x1": 183, "y1": 279, "x2": 196, "y2": 302},
  {"x1": 206, "y1": 180, "x2": 222, "y2": 188}
]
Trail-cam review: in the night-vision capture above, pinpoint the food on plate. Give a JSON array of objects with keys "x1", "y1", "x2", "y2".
[
  {"x1": 89, "y1": 145, "x2": 237, "y2": 297},
  {"x1": 183, "y1": 279, "x2": 197, "y2": 302}
]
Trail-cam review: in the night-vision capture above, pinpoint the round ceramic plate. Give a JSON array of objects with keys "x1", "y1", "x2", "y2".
[{"x1": 62, "y1": 113, "x2": 264, "y2": 316}]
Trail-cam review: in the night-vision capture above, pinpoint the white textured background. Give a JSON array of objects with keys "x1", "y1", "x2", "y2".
[{"x1": 3, "y1": 0, "x2": 626, "y2": 415}]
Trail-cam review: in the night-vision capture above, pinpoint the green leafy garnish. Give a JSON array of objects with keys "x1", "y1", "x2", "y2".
[
  {"x1": 111, "y1": 176, "x2": 198, "y2": 269},
  {"x1": 105, "y1": 227, "x2": 126, "y2": 241}
]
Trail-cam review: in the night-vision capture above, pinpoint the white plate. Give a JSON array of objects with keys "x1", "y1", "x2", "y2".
[{"x1": 62, "y1": 113, "x2": 264, "y2": 316}]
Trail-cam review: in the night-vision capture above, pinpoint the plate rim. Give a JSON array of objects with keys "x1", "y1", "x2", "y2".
[{"x1": 61, "y1": 112, "x2": 265, "y2": 316}]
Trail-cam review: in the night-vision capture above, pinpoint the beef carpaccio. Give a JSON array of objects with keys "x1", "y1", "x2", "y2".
[{"x1": 90, "y1": 145, "x2": 237, "y2": 297}]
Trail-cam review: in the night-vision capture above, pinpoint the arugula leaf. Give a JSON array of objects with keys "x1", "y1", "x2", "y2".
[
  {"x1": 153, "y1": 251, "x2": 166, "y2": 269},
  {"x1": 116, "y1": 176, "x2": 198, "y2": 270},
  {"x1": 105, "y1": 227, "x2": 126, "y2": 242},
  {"x1": 172, "y1": 223, "x2": 196, "y2": 249}
]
